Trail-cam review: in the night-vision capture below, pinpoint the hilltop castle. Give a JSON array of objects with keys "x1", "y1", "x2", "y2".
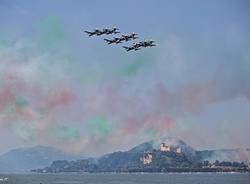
[
  {"x1": 141, "y1": 143, "x2": 182, "y2": 165},
  {"x1": 160, "y1": 143, "x2": 182, "y2": 153}
]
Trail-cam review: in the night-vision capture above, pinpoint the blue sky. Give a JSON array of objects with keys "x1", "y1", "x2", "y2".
[{"x1": 0, "y1": 0, "x2": 249, "y2": 155}]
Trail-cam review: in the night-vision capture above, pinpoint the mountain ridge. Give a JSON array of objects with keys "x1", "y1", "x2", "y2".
[
  {"x1": 1, "y1": 138, "x2": 250, "y2": 172},
  {"x1": 32, "y1": 138, "x2": 250, "y2": 173},
  {"x1": 0, "y1": 145, "x2": 85, "y2": 172}
]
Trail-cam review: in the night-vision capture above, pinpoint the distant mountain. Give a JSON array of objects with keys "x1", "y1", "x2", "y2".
[
  {"x1": 34, "y1": 137, "x2": 202, "y2": 173},
  {"x1": 0, "y1": 145, "x2": 85, "y2": 172},
  {"x1": 96, "y1": 137, "x2": 198, "y2": 172},
  {"x1": 197, "y1": 148, "x2": 250, "y2": 163},
  {"x1": 2, "y1": 138, "x2": 250, "y2": 173}
]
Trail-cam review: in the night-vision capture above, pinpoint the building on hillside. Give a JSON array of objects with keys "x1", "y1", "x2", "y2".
[
  {"x1": 159, "y1": 143, "x2": 182, "y2": 153},
  {"x1": 176, "y1": 147, "x2": 182, "y2": 153},
  {"x1": 141, "y1": 152, "x2": 153, "y2": 165},
  {"x1": 160, "y1": 143, "x2": 171, "y2": 152}
]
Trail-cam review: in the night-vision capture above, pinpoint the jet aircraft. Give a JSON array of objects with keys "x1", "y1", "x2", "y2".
[
  {"x1": 121, "y1": 33, "x2": 138, "y2": 41},
  {"x1": 84, "y1": 29, "x2": 105, "y2": 36},
  {"x1": 85, "y1": 27, "x2": 119, "y2": 36},
  {"x1": 123, "y1": 40, "x2": 156, "y2": 51},
  {"x1": 123, "y1": 45, "x2": 141, "y2": 52},
  {"x1": 103, "y1": 27, "x2": 120, "y2": 35},
  {"x1": 104, "y1": 37, "x2": 123, "y2": 44},
  {"x1": 104, "y1": 33, "x2": 138, "y2": 45},
  {"x1": 139, "y1": 40, "x2": 156, "y2": 47}
]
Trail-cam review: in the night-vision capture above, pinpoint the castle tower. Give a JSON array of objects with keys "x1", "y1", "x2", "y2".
[
  {"x1": 142, "y1": 152, "x2": 153, "y2": 165},
  {"x1": 160, "y1": 143, "x2": 171, "y2": 152},
  {"x1": 176, "y1": 147, "x2": 182, "y2": 153}
]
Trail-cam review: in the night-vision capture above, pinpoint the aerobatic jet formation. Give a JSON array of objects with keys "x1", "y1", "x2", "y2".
[{"x1": 84, "y1": 26, "x2": 156, "y2": 52}]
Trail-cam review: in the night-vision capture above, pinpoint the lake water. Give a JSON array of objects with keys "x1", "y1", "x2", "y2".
[{"x1": 0, "y1": 173, "x2": 250, "y2": 184}]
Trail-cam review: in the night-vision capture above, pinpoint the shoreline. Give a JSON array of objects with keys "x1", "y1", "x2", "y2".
[
  {"x1": 1, "y1": 171, "x2": 250, "y2": 175},
  {"x1": 39, "y1": 172, "x2": 250, "y2": 174}
]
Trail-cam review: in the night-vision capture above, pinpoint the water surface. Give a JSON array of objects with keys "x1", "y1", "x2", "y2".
[{"x1": 1, "y1": 173, "x2": 250, "y2": 184}]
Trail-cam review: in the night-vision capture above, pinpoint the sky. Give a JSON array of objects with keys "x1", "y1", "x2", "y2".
[{"x1": 0, "y1": 0, "x2": 250, "y2": 156}]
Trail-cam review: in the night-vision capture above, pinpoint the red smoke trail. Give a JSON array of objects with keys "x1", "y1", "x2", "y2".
[{"x1": 47, "y1": 87, "x2": 74, "y2": 110}]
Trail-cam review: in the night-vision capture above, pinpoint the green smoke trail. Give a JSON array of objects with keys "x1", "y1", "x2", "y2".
[
  {"x1": 144, "y1": 129, "x2": 159, "y2": 138},
  {"x1": 37, "y1": 15, "x2": 66, "y2": 49},
  {"x1": 15, "y1": 95, "x2": 29, "y2": 108},
  {"x1": 87, "y1": 116, "x2": 113, "y2": 137},
  {"x1": 55, "y1": 125, "x2": 80, "y2": 141},
  {"x1": 122, "y1": 59, "x2": 147, "y2": 76},
  {"x1": 0, "y1": 40, "x2": 7, "y2": 54},
  {"x1": 118, "y1": 52, "x2": 155, "y2": 77}
]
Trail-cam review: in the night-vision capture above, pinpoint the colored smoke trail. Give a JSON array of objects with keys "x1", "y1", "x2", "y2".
[
  {"x1": 0, "y1": 7, "x2": 250, "y2": 155},
  {"x1": 87, "y1": 116, "x2": 113, "y2": 138}
]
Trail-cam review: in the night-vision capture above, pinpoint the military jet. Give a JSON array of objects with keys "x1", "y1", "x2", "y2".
[
  {"x1": 122, "y1": 40, "x2": 156, "y2": 52},
  {"x1": 104, "y1": 33, "x2": 138, "y2": 45},
  {"x1": 122, "y1": 42, "x2": 142, "y2": 52},
  {"x1": 85, "y1": 27, "x2": 119, "y2": 37},
  {"x1": 103, "y1": 27, "x2": 120, "y2": 35},
  {"x1": 104, "y1": 38, "x2": 118, "y2": 44},
  {"x1": 104, "y1": 37, "x2": 123, "y2": 44},
  {"x1": 84, "y1": 28, "x2": 105, "y2": 36},
  {"x1": 139, "y1": 40, "x2": 156, "y2": 47},
  {"x1": 121, "y1": 33, "x2": 138, "y2": 41},
  {"x1": 132, "y1": 42, "x2": 143, "y2": 49},
  {"x1": 123, "y1": 45, "x2": 141, "y2": 52}
]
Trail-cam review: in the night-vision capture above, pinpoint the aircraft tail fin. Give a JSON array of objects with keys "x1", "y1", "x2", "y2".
[
  {"x1": 123, "y1": 46, "x2": 130, "y2": 51},
  {"x1": 104, "y1": 39, "x2": 112, "y2": 44},
  {"x1": 84, "y1": 31, "x2": 93, "y2": 36}
]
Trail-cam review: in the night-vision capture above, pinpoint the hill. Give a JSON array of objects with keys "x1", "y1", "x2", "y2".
[{"x1": 0, "y1": 145, "x2": 84, "y2": 172}]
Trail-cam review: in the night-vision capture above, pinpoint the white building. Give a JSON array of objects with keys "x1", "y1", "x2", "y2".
[
  {"x1": 160, "y1": 143, "x2": 171, "y2": 152},
  {"x1": 176, "y1": 147, "x2": 182, "y2": 153},
  {"x1": 142, "y1": 152, "x2": 153, "y2": 165}
]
